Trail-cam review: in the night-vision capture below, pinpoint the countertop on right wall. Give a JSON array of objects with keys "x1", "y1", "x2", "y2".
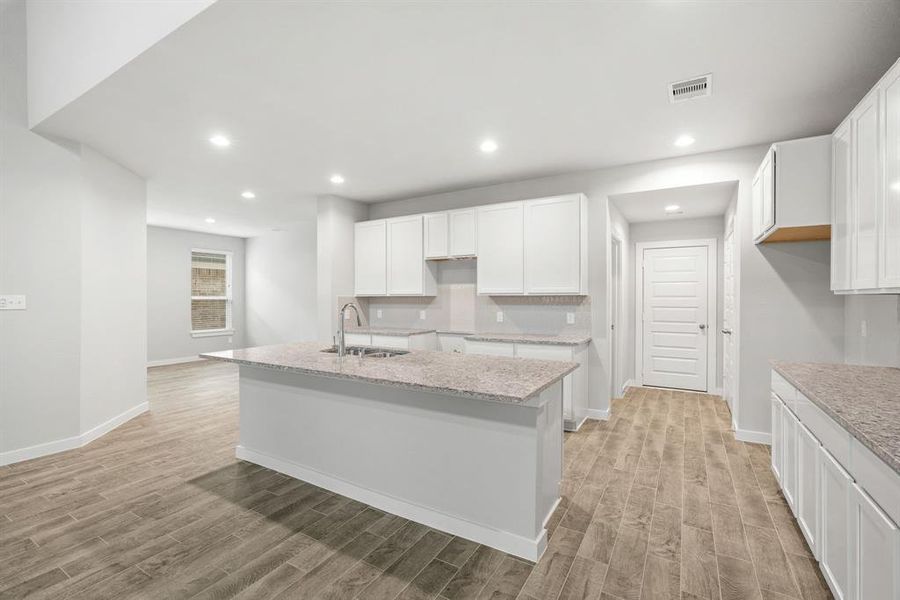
[{"x1": 771, "y1": 361, "x2": 900, "y2": 474}]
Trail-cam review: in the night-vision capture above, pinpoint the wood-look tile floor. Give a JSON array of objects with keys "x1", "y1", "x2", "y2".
[{"x1": 0, "y1": 361, "x2": 833, "y2": 600}]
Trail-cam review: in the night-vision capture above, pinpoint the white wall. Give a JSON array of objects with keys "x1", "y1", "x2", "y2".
[
  {"x1": 1, "y1": 0, "x2": 148, "y2": 462},
  {"x1": 316, "y1": 196, "x2": 369, "y2": 344},
  {"x1": 844, "y1": 295, "x2": 900, "y2": 367},
  {"x1": 246, "y1": 224, "x2": 318, "y2": 347},
  {"x1": 1, "y1": 0, "x2": 82, "y2": 454},
  {"x1": 147, "y1": 226, "x2": 245, "y2": 363},
  {"x1": 369, "y1": 144, "x2": 844, "y2": 437},
  {"x1": 26, "y1": 0, "x2": 214, "y2": 126},
  {"x1": 80, "y1": 146, "x2": 147, "y2": 433},
  {"x1": 627, "y1": 216, "x2": 726, "y2": 391}
]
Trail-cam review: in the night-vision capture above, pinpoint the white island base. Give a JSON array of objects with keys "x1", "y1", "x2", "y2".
[{"x1": 235, "y1": 366, "x2": 563, "y2": 561}]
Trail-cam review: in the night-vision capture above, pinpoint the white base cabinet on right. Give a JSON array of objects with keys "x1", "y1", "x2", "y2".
[{"x1": 771, "y1": 370, "x2": 900, "y2": 600}]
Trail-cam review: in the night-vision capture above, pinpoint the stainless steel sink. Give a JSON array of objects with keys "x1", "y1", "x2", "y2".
[{"x1": 321, "y1": 345, "x2": 409, "y2": 358}]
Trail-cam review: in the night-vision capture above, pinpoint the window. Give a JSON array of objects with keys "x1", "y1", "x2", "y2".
[{"x1": 191, "y1": 249, "x2": 232, "y2": 336}]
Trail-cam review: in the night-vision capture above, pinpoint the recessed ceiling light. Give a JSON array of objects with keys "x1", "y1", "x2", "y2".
[
  {"x1": 479, "y1": 139, "x2": 498, "y2": 153},
  {"x1": 208, "y1": 134, "x2": 231, "y2": 148},
  {"x1": 674, "y1": 134, "x2": 695, "y2": 148},
  {"x1": 664, "y1": 204, "x2": 682, "y2": 213},
  {"x1": 205, "y1": 217, "x2": 216, "y2": 224},
  {"x1": 330, "y1": 174, "x2": 345, "y2": 185},
  {"x1": 241, "y1": 190, "x2": 256, "y2": 199}
]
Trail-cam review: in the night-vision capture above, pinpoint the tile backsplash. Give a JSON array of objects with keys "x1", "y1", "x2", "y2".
[{"x1": 338, "y1": 260, "x2": 591, "y2": 335}]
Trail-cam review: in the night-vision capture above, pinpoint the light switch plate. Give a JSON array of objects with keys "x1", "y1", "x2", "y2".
[
  {"x1": 496, "y1": 311, "x2": 504, "y2": 323},
  {"x1": 376, "y1": 309, "x2": 383, "y2": 319},
  {"x1": 419, "y1": 310, "x2": 426, "y2": 320},
  {"x1": 566, "y1": 312, "x2": 575, "y2": 325},
  {"x1": 0, "y1": 295, "x2": 26, "y2": 310},
  {"x1": 861, "y1": 320, "x2": 868, "y2": 338}
]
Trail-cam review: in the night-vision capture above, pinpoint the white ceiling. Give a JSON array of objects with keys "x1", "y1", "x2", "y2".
[
  {"x1": 610, "y1": 181, "x2": 737, "y2": 223},
  {"x1": 36, "y1": 1, "x2": 900, "y2": 237}
]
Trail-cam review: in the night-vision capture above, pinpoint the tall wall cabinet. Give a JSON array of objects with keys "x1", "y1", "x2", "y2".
[{"x1": 832, "y1": 57, "x2": 900, "y2": 294}]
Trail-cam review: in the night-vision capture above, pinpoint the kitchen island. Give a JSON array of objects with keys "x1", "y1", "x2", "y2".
[{"x1": 200, "y1": 341, "x2": 577, "y2": 561}]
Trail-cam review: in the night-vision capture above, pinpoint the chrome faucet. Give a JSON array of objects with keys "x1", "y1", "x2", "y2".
[{"x1": 337, "y1": 302, "x2": 362, "y2": 357}]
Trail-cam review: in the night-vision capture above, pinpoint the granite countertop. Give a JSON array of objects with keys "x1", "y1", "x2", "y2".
[
  {"x1": 771, "y1": 361, "x2": 900, "y2": 474},
  {"x1": 201, "y1": 342, "x2": 577, "y2": 405},
  {"x1": 464, "y1": 332, "x2": 592, "y2": 346},
  {"x1": 347, "y1": 327, "x2": 437, "y2": 336}
]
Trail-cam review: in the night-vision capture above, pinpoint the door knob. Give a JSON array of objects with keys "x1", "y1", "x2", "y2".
[
  {"x1": 698, "y1": 324, "x2": 706, "y2": 330},
  {"x1": 722, "y1": 328, "x2": 733, "y2": 335}
]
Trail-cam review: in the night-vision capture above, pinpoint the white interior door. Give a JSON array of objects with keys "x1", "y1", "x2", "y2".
[
  {"x1": 723, "y1": 228, "x2": 735, "y2": 410},
  {"x1": 641, "y1": 244, "x2": 710, "y2": 392}
]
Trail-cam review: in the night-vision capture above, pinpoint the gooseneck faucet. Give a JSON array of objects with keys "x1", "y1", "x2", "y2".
[{"x1": 337, "y1": 302, "x2": 362, "y2": 357}]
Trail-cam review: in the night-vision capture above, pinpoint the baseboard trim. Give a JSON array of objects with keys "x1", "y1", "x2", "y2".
[
  {"x1": 734, "y1": 428, "x2": 771, "y2": 445},
  {"x1": 147, "y1": 356, "x2": 202, "y2": 368},
  {"x1": 709, "y1": 387, "x2": 723, "y2": 396},
  {"x1": 236, "y1": 445, "x2": 548, "y2": 561},
  {"x1": 0, "y1": 402, "x2": 149, "y2": 466},
  {"x1": 586, "y1": 408, "x2": 610, "y2": 421},
  {"x1": 622, "y1": 379, "x2": 636, "y2": 392}
]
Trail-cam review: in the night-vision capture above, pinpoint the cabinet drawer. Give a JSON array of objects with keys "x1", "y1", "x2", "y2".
[
  {"x1": 514, "y1": 344, "x2": 572, "y2": 361},
  {"x1": 465, "y1": 340, "x2": 515, "y2": 357},
  {"x1": 771, "y1": 371, "x2": 797, "y2": 408},
  {"x1": 344, "y1": 333, "x2": 372, "y2": 346},
  {"x1": 851, "y1": 438, "x2": 900, "y2": 526},
  {"x1": 794, "y1": 392, "x2": 851, "y2": 471},
  {"x1": 371, "y1": 334, "x2": 409, "y2": 350}
]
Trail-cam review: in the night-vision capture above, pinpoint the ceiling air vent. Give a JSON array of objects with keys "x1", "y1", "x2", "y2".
[{"x1": 669, "y1": 74, "x2": 712, "y2": 103}]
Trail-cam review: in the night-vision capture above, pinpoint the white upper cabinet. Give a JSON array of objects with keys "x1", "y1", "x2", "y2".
[
  {"x1": 354, "y1": 220, "x2": 387, "y2": 296},
  {"x1": 880, "y1": 63, "x2": 900, "y2": 289},
  {"x1": 355, "y1": 194, "x2": 587, "y2": 297},
  {"x1": 476, "y1": 201, "x2": 525, "y2": 294},
  {"x1": 524, "y1": 195, "x2": 588, "y2": 294},
  {"x1": 752, "y1": 135, "x2": 831, "y2": 244},
  {"x1": 832, "y1": 121, "x2": 852, "y2": 292},
  {"x1": 424, "y1": 208, "x2": 477, "y2": 259},
  {"x1": 423, "y1": 212, "x2": 449, "y2": 259},
  {"x1": 386, "y1": 215, "x2": 436, "y2": 296},
  {"x1": 831, "y1": 57, "x2": 900, "y2": 294},
  {"x1": 448, "y1": 209, "x2": 477, "y2": 257}
]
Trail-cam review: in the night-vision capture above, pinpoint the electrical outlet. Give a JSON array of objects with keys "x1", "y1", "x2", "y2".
[
  {"x1": 419, "y1": 310, "x2": 426, "y2": 320},
  {"x1": 566, "y1": 312, "x2": 575, "y2": 325},
  {"x1": 496, "y1": 311, "x2": 504, "y2": 323},
  {"x1": 376, "y1": 309, "x2": 383, "y2": 319},
  {"x1": 0, "y1": 295, "x2": 26, "y2": 310},
  {"x1": 861, "y1": 320, "x2": 868, "y2": 338}
]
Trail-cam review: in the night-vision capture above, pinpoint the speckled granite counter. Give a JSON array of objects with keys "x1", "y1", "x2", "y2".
[
  {"x1": 202, "y1": 341, "x2": 576, "y2": 404},
  {"x1": 347, "y1": 327, "x2": 436, "y2": 336},
  {"x1": 464, "y1": 332, "x2": 592, "y2": 346},
  {"x1": 771, "y1": 361, "x2": 900, "y2": 474}
]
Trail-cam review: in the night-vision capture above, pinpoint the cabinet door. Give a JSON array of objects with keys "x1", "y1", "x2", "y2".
[
  {"x1": 797, "y1": 422, "x2": 821, "y2": 558},
  {"x1": 782, "y1": 405, "x2": 799, "y2": 510},
  {"x1": 354, "y1": 220, "x2": 387, "y2": 296},
  {"x1": 852, "y1": 93, "x2": 880, "y2": 290},
  {"x1": 832, "y1": 120, "x2": 853, "y2": 291},
  {"x1": 880, "y1": 63, "x2": 900, "y2": 288},
  {"x1": 476, "y1": 202, "x2": 524, "y2": 294},
  {"x1": 821, "y1": 448, "x2": 852, "y2": 600},
  {"x1": 752, "y1": 171, "x2": 764, "y2": 241},
  {"x1": 761, "y1": 147, "x2": 776, "y2": 236},
  {"x1": 448, "y1": 209, "x2": 476, "y2": 257},
  {"x1": 387, "y1": 216, "x2": 424, "y2": 295},
  {"x1": 851, "y1": 483, "x2": 900, "y2": 600},
  {"x1": 424, "y1": 213, "x2": 449, "y2": 259},
  {"x1": 524, "y1": 195, "x2": 582, "y2": 294},
  {"x1": 771, "y1": 395, "x2": 783, "y2": 484}
]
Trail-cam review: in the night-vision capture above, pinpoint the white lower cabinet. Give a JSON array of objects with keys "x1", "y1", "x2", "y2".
[
  {"x1": 797, "y1": 422, "x2": 821, "y2": 558},
  {"x1": 821, "y1": 447, "x2": 852, "y2": 600},
  {"x1": 771, "y1": 394, "x2": 783, "y2": 484},
  {"x1": 772, "y1": 369, "x2": 900, "y2": 600},
  {"x1": 465, "y1": 339, "x2": 589, "y2": 431},
  {"x1": 851, "y1": 483, "x2": 900, "y2": 600},
  {"x1": 782, "y1": 406, "x2": 799, "y2": 510}
]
